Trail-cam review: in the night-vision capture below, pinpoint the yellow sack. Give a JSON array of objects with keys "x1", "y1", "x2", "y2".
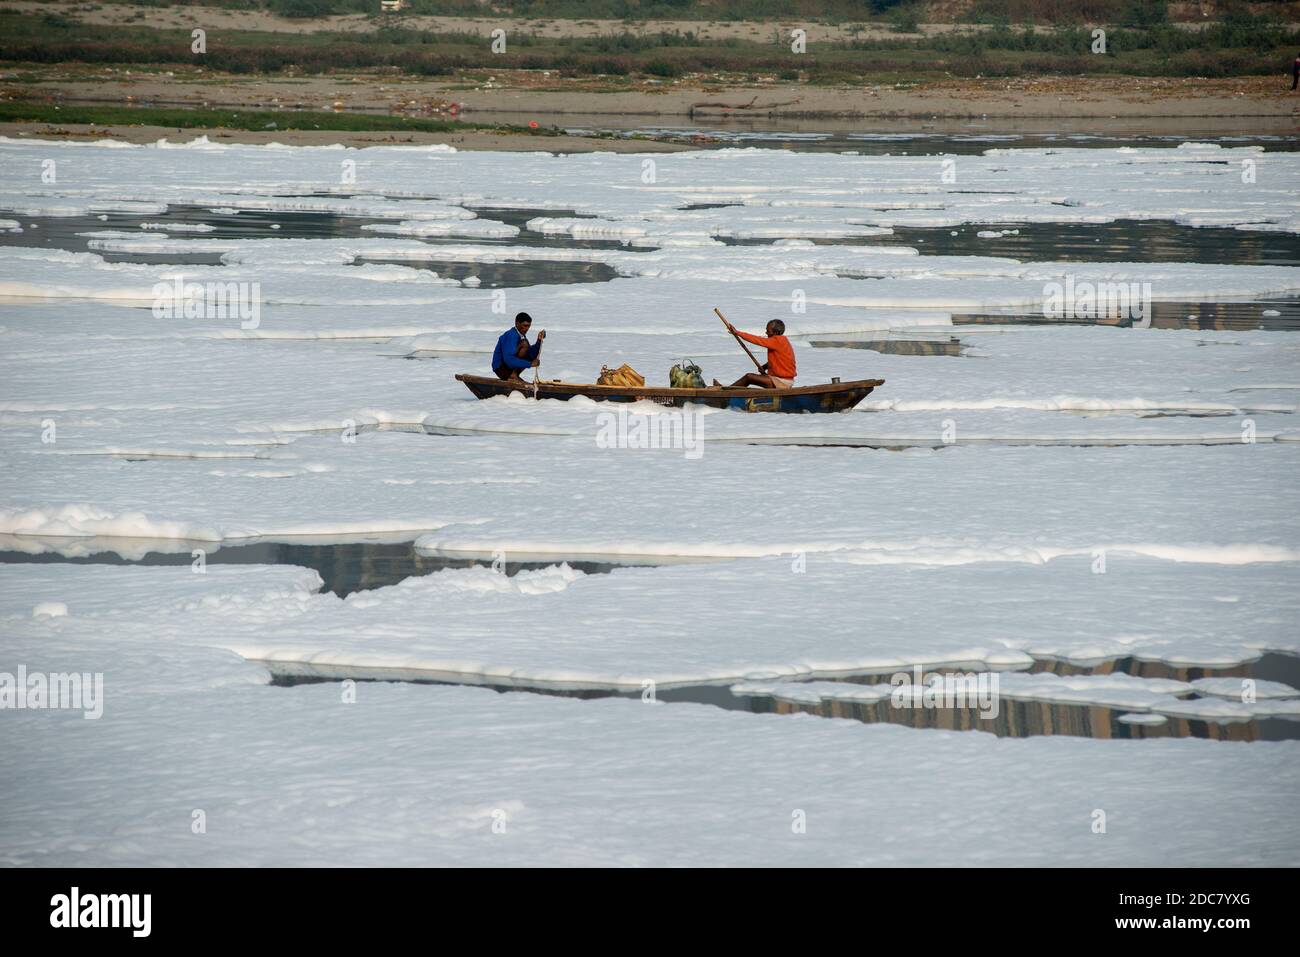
[{"x1": 597, "y1": 363, "x2": 645, "y2": 388}]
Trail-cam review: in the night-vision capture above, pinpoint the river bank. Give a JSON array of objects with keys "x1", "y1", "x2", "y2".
[{"x1": 5, "y1": 70, "x2": 1296, "y2": 126}]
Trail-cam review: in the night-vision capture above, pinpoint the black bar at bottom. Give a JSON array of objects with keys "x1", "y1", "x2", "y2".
[{"x1": 0, "y1": 867, "x2": 1286, "y2": 942}]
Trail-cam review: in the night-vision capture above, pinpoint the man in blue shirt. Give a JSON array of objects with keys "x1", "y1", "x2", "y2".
[{"x1": 492, "y1": 312, "x2": 545, "y2": 380}]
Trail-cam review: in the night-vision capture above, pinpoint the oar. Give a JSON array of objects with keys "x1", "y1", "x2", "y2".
[
  {"x1": 714, "y1": 307, "x2": 763, "y2": 372},
  {"x1": 531, "y1": 334, "x2": 543, "y2": 398}
]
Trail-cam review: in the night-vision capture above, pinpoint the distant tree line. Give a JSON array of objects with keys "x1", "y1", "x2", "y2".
[{"x1": 6, "y1": 2, "x2": 1296, "y2": 79}]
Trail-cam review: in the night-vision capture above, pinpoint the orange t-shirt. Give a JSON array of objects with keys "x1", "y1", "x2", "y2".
[{"x1": 735, "y1": 330, "x2": 797, "y2": 379}]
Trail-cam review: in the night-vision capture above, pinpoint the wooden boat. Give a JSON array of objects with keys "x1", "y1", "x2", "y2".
[{"x1": 455, "y1": 374, "x2": 884, "y2": 413}]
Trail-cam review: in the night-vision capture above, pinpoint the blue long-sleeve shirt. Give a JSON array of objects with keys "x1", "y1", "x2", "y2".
[{"x1": 492, "y1": 327, "x2": 540, "y2": 372}]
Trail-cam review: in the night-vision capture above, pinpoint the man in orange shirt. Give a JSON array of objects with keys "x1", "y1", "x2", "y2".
[{"x1": 715, "y1": 318, "x2": 797, "y2": 389}]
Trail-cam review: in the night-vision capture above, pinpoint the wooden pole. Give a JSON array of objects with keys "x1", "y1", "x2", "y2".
[{"x1": 715, "y1": 308, "x2": 764, "y2": 372}]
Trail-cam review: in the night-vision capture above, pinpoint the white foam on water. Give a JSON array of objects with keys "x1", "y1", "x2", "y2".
[{"x1": 1, "y1": 136, "x2": 1297, "y2": 866}]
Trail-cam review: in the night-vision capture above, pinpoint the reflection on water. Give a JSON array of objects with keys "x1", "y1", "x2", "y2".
[
  {"x1": 1030, "y1": 651, "x2": 1300, "y2": 689},
  {"x1": 5, "y1": 201, "x2": 1295, "y2": 302},
  {"x1": 6, "y1": 536, "x2": 1293, "y2": 741},
  {"x1": 271, "y1": 653, "x2": 1300, "y2": 742},
  {"x1": 547, "y1": 114, "x2": 1300, "y2": 155},
  {"x1": 743, "y1": 694, "x2": 1298, "y2": 741},
  {"x1": 871, "y1": 220, "x2": 1300, "y2": 268},
  {"x1": 0, "y1": 538, "x2": 680, "y2": 597},
  {"x1": 767, "y1": 655, "x2": 1300, "y2": 742},
  {"x1": 462, "y1": 205, "x2": 626, "y2": 251},
  {"x1": 0, "y1": 205, "x2": 627, "y2": 285},
  {"x1": 0, "y1": 207, "x2": 384, "y2": 256},
  {"x1": 355, "y1": 255, "x2": 618, "y2": 288},
  {"x1": 953, "y1": 297, "x2": 1300, "y2": 331},
  {"x1": 811, "y1": 337, "x2": 966, "y2": 356}
]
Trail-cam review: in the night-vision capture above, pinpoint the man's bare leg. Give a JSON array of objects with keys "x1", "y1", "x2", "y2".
[{"x1": 714, "y1": 372, "x2": 779, "y2": 389}]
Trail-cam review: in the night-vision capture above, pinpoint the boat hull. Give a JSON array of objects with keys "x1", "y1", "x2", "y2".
[{"x1": 454, "y1": 374, "x2": 884, "y2": 413}]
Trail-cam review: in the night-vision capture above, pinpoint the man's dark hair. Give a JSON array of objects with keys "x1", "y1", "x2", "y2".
[
  {"x1": 515, "y1": 312, "x2": 533, "y2": 326},
  {"x1": 768, "y1": 319, "x2": 786, "y2": 336}
]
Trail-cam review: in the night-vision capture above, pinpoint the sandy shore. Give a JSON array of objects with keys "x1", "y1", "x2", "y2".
[
  {"x1": 0, "y1": 121, "x2": 689, "y2": 152},
  {"x1": 7, "y1": 69, "x2": 1297, "y2": 120},
  {"x1": 423, "y1": 74, "x2": 1299, "y2": 119}
]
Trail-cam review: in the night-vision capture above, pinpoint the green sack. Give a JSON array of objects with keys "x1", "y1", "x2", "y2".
[{"x1": 669, "y1": 359, "x2": 706, "y2": 389}]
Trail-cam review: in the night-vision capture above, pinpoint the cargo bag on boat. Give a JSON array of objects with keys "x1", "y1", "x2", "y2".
[
  {"x1": 597, "y1": 363, "x2": 645, "y2": 388},
  {"x1": 669, "y1": 359, "x2": 706, "y2": 390}
]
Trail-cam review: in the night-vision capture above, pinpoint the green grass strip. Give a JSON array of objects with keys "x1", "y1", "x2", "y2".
[{"x1": 0, "y1": 100, "x2": 561, "y2": 136}]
